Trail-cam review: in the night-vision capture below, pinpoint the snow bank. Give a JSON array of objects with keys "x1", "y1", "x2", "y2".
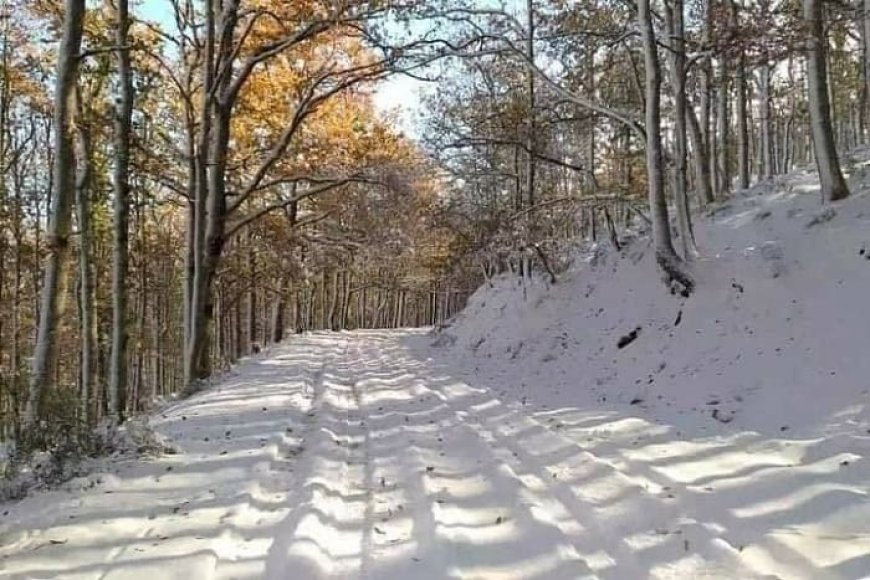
[
  {"x1": 0, "y1": 418, "x2": 174, "y2": 503},
  {"x1": 439, "y1": 161, "x2": 870, "y2": 439},
  {"x1": 412, "y1": 162, "x2": 870, "y2": 577}
]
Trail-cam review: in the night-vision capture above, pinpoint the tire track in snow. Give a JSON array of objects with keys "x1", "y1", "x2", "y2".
[
  {"x1": 262, "y1": 335, "x2": 381, "y2": 579},
  {"x1": 405, "y1": 377, "x2": 638, "y2": 578},
  {"x1": 9, "y1": 330, "x2": 852, "y2": 579},
  {"x1": 87, "y1": 339, "x2": 339, "y2": 580},
  {"x1": 351, "y1": 338, "x2": 458, "y2": 579},
  {"x1": 350, "y1": 333, "x2": 596, "y2": 579},
  {"x1": 260, "y1": 336, "x2": 347, "y2": 579},
  {"x1": 355, "y1": 331, "x2": 763, "y2": 579},
  {"x1": 207, "y1": 335, "x2": 349, "y2": 579},
  {"x1": 462, "y1": 400, "x2": 757, "y2": 578},
  {"x1": 555, "y1": 415, "x2": 868, "y2": 579},
  {"x1": 347, "y1": 339, "x2": 376, "y2": 580},
  {"x1": 358, "y1": 332, "x2": 640, "y2": 576}
]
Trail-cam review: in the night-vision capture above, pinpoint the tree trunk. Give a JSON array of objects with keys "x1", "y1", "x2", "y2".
[
  {"x1": 233, "y1": 260, "x2": 242, "y2": 358},
  {"x1": 10, "y1": 186, "x2": 22, "y2": 433},
  {"x1": 247, "y1": 228, "x2": 257, "y2": 352},
  {"x1": 341, "y1": 272, "x2": 352, "y2": 329},
  {"x1": 186, "y1": 0, "x2": 239, "y2": 389},
  {"x1": 184, "y1": 0, "x2": 215, "y2": 389},
  {"x1": 108, "y1": 0, "x2": 133, "y2": 421},
  {"x1": 25, "y1": 0, "x2": 86, "y2": 429},
  {"x1": 328, "y1": 271, "x2": 340, "y2": 331},
  {"x1": 805, "y1": 0, "x2": 850, "y2": 201},
  {"x1": 74, "y1": 92, "x2": 96, "y2": 426},
  {"x1": 717, "y1": 60, "x2": 731, "y2": 194},
  {"x1": 863, "y1": 0, "x2": 870, "y2": 140},
  {"x1": 186, "y1": 104, "x2": 230, "y2": 388},
  {"x1": 639, "y1": 0, "x2": 693, "y2": 291},
  {"x1": 272, "y1": 278, "x2": 288, "y2": 343},
  {"x1": 667, "y1": 0, "x2": 697, "y2": 260},
  {"x1": 699, "y1": 0, "x2": 715, "y2": 201},
  {"x1": 732, "y1": 0, "x2": 750, "y2": 190},
  {"x1": 306, "y1": 285, "x2": 315, "y2": 331},
  {"x1": 759, "y1": 62, "x2": 774, "y2": 180},
  {"x1": 688, "y1": 105, "x2": 714, "y2": 206},
  {"x1": 585, "y1": 29, "x2": 597, "y2": 191},
  {"x1": 526, "y1": 0, "x2": 536, "y2": 207},
  {"x1": 294, "y1": 288, "x2": 303, "y2": 333},
  {"x1": 319, "y1": 272, "x2": 327, "y2": 329}
]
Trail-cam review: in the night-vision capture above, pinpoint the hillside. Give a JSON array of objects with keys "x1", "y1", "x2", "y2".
[
  {"x1": 420, "y1": 156, "x2": 870, "y2": 577},
  {"x1": 440, "y1": 154, "x2": 870, "y2": 438}
]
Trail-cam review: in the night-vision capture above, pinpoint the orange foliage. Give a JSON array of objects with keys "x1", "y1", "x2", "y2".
[{"x1": 231, "y1": 30, "x2": 407, "y2": 182}]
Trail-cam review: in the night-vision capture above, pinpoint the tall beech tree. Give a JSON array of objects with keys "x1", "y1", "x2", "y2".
[
  {"x1": 804, "y1": 0, "x2": 850, "y2": 201},
  {"x1": 109, "y1": 0, "x2": 133, "y2": 421},
  {"x1": 25, "y1": 0, "x2": 87, "y2": 429}
]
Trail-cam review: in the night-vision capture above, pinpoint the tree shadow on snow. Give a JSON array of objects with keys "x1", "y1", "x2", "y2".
[
  {"x1": 398, "y1": 329, "x2": 870, "y2": 579},
  {"x1": 1, "y1": 329, "x2": 868, "y2": 579}
]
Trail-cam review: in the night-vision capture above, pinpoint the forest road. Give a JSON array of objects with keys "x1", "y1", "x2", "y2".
[{"x1": 0, "y1": 330, "x2": 866, "y2": 579}]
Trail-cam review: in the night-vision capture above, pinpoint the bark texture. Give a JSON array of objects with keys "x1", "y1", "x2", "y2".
[
  {"x1": 24, "y1": 0, "x2": 87, "y2": 428},
  {"x1": 109, "y1": 0, "x2": 133, "y2": 421},
  {"x1": 804, "y1": 0, "x2": 850, "y2": 202}
]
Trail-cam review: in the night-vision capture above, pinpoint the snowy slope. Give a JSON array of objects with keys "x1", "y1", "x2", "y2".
[
  {"x1": 428, "y1": 155, "x2": 870, "y2": 578},
  {"x1": 443, "y1": 157, "x2": 870, "y2": 438}
]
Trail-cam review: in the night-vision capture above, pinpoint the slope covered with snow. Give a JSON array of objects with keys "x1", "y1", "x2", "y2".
[
  {"x1": 443, "y1": 157, "x2": 870, "y2": 438},
  {"x1": 426, "y1": 155, "x2": 870, "y2": 577}
]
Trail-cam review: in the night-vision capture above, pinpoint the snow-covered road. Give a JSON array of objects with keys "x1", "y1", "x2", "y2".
[{"x1": 1, "y1": 330, "x2": 868, "y2": 579}]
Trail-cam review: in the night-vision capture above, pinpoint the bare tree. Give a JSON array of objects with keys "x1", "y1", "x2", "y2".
[
  {"x1": 24, "y1": 0, "x2": 87, "y2": 430},
  {"x1": 638, "y1": 0, "x2": 693, "y2": 292},
  {"x1": 526, "y1": 0, "x2": 536, "y2": 209},
  {"x1": 664, "y1": 0, "x2": 697, "y2": 260},
  {"x1": 73, "y1": 90, "x2": 96, "y2": 426},
  {"x1": 109, "y1": 0, "x2": 133, "y2": 421},
  {"x1": 732, "y1": 0, "x2": 751, "y2": 190},
  {"x1": 183, "y1": 2, "x2": 402, "y2": 389},
  {"x1": 863, "y1": 0, "x2": 870, "y2": 139},
  {"x1": 804, "y1": 0, "x2": 850, "y2": 201}
]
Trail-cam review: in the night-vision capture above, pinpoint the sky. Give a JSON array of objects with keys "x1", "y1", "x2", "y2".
[
  {"x1": 137, "y1": 0, "x2": 428, "y2": 137},
  {"x1": 135, "y1": 0, "x2": 536, "y2": 139}
]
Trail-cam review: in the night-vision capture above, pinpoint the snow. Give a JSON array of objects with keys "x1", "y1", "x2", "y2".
[
  {"x1": 443, "y1": 160, "x2": 870, "y2": 437},
  {"x1": 2, "y1": 158, "x2": 870, "y2": 578}
]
